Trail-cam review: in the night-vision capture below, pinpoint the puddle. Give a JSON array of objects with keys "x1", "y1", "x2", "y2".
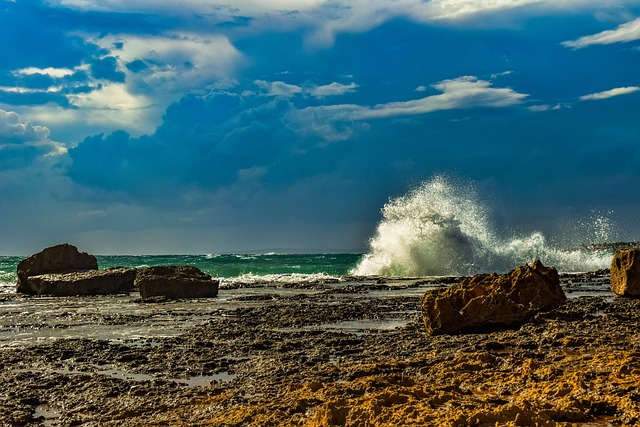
[
  {"x1": 580, "y1": 416, "x2": 615, "y2": 427},
  {"x1": 94, "y1": 368, "x2": 155, "y2": 382},
  {"x1": 278, "y1": 319, "x2": 410, "y2": 336},
  {"x1": 33, "y1": 405, "x2": 61, "y2": 426},
  {"x1": 13, "y1": 362, "x2": 236, "y2": 390},
  {"x1": 173, "y1": 372, "x2": 236, "y2": 387}
]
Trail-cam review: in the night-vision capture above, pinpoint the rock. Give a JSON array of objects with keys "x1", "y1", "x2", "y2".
[
  {"x1": 25, "y1": 268, "x2": 137, "y2": 296},
  {"x1": 610, "y1": 248, "x2": 640, "y2": 297},
  {"x1": 421, "y1": 260, "x2": 565, "y2": 335},
  {"x1": 17, "y1": 244, "x2": 98, "y2": 294},
  {"x1": 135, "y1": 266, "x2": 219, "y2": 299}
]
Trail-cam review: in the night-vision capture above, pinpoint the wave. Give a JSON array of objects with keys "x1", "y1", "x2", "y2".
[
  {"x1": 351, "y1": 176, "x2": 615, "y2": 276},
  {"x1": 220, "y1": 273, "x2": 343, "y2": 288}
]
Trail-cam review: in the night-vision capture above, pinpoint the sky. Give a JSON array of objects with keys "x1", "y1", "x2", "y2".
[{"x1": 1, "y1": 0, "x2": 640, "y2": 255}]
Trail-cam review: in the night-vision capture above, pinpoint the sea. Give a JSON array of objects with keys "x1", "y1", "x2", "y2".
[{"x1": 1, "y1": 177, "x2": 635, "y2": 292}]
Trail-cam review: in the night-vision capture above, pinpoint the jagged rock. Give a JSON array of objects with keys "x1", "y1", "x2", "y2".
[
  {"x1": 135, "y1": 266, "x2": 219, "y2": 299},
  {"x1": 25, "y1": 268, "x2": 137, "y2": 296},
  {"x1": 421, "y1": 260, "x2": 565, "y2": 335},
  {"x1": 17, "y1": 244, "x2": 98, "y2": 294},
  {"x1": 610, "y1": 248, "x2": 640, "y2": 297}
]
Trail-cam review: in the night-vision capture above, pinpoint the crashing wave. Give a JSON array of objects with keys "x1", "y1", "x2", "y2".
[{"x1": 351, "y1": 176, "x2": 614, "y2": 276}]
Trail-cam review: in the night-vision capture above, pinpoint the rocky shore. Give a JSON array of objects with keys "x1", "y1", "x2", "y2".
[{"x1": 0, "y1": 269, "x2": 639, "y2": 426}]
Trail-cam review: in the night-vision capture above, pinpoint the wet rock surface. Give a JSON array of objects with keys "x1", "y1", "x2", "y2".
[{"x1": 0, "y1": 272, "x2": 639, "y2": 426}]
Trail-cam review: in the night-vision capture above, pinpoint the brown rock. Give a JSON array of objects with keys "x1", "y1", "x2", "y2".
[
  {"x1": 26, "y1": 268, "x2": 137, "y2": 296},
  {"x1": 135, "y1": 266, "x2": 219, "y2": 299},
  {"x1": 421, "y1": 260, "x2": 565, "y2": 335},
  {"x1": 610, "y1": 248, "x2": 640, "y2": 297},
  {"x1": 17, "y1": 244, "x2": 98, "y2": 294}
]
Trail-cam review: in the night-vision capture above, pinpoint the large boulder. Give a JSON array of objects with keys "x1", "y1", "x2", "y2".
[
  {"x1": 610, "y1": 248, "x2": 640, "y2": 297},
  {"x1": 135, "y1": 266, "x2": 219, "y2": 299},
  {"x1": 26, "y1": 268, "x2": 137, "y2": 296},
  {"x1": 17, "y1": 244, "x2": 98, "y2": 294},
  {"x1": 421, "y1": 260, "x2": 565, "y2": 335}
]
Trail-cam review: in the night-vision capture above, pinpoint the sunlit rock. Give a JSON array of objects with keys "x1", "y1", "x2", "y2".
[
  {"x1": 421, "y1": 260, "x2": 565, "y2": 335},
  {"x1": 610, "y1": 248, "x2": 640, "y2": 297},
  {"x1": 135, "y1": 266, "x2": 219, "y2": 299},
  {"x1": 17, "y1": 243, "x2": 98, "y2": 294}
]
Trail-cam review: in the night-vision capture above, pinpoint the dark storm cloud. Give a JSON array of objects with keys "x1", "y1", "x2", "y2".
[
  {"x1": 66, "y1": 92, "x2": 296, "y2": 196},
  {"x1": 90, "y1": 56, "x2": 126, "y2": 82}
]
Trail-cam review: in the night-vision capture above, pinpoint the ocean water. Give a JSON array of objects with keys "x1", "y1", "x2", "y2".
[
  {"x1": 0, "y1": 177, "x2": 633, "y2": 293},
  {"x1": 0, "y1": 253, "x2": 361, "y2": 293}
]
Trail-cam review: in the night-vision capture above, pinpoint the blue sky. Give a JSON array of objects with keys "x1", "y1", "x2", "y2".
[{"x1": 1, "y1": 0, "x2": 640, "y2": 254}]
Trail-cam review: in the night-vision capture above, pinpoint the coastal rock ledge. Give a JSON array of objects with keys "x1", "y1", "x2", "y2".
[
  {"x1": 610, "y1": 248, "x2": 640, "y2": 297},
  {"x1": 421, "y1": 260, "x2": 566, "y2": 335},
  {"x1": 17, "y1": 243, "x2": 98, "y2": 294},
  {"x1": 16, "y1": 244, "x2": 219, "y2": 299},
  {"x1": 26, "y1": 268, "x2": 137, "y2": 296}
]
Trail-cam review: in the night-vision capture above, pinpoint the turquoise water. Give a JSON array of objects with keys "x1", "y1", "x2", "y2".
[
  {"x1": 98, "y1": 253, "x2": 362, "y2": 278},
  {"x1": 0, "y1": 253, "x2": 364, "y2": 293}
]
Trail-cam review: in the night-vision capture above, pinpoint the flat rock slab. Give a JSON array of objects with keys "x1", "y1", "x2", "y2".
[
  {"x1": 27, "y1": 268, "x2": 137, "y2": 296},
  {"x1": 135, "y1": 266, "x2": 219, "y2": 299}
]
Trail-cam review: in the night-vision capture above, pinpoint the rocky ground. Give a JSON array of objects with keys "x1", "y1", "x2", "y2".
[{"x1": 1, "y1": 271, "x2": 639, "y2": 426}]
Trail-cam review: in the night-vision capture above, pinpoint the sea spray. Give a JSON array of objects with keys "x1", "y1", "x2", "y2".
[{"x1": 351, "y1": 176, "x2": 613, "y2": 276}]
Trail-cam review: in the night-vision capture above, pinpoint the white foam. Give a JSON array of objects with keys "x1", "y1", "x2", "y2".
[
  {"x1": 351, "y1": 176, "x2": 613, "y2": 276},
  {"x1": 220, "y1": 272, "x2": 342, "y2": 287}
]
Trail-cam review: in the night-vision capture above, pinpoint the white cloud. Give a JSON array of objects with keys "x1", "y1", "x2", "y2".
[
  {"x1": 424, "y1": 0, "x2": 540, "y2": 20},
  {"x1": 304, "y1": 0, "x2": 635, "y2": 46},
  {"x1": 51, "y1": 0, "x2": 325, "y2": 14},
  {"x1": 288, "y1": 76, "x2": 528, "y2": 140},
  {"x1": 46, "y1": 32, "x2": 245, "y2": 136},
  {"x1": 254, "y1": 80, "x2": 303, "y2": 97},
  {"x1": 49, "y1": 0, "x2": 640, "y2": 50},
  {"x1": 96, "y1": 33, "x2": 243, "y2": 94},
  {"x1": 563, "y1": 17, "x2": 640, "y2": 48},
  {"x1": 15, "y1": 67, "x2": 76, "y2": 78},
  {"x1": 0, "y1": 109, "x2": 50, "y2": 141},
  {"x1": 69, "y1": 83, "x2": 150, "y2": 110},
  {"x1": 308, "y1": 82, "x2": 358, "y2": 98},
  {"x1": 66, "y1": 83, "x2": 158, "y2": 133},
  {"x1": 0, "y1": 109, "x2": 67, "y2": 156},
  {"x1": 528, "y1": 103, "x2": 569, "y2": 112},
  {"x1": 254, "y1": 80, "x2": 358, "y2": 98},
  {"x1": 357, "y1": 76, "x2": 527, "y2": 119},
  {"x1": 102, "y1": 34, "x2": 240, "y2": 73},
  {"x1": 579, "y1": 86, "x2": 640, "y2": 101}
]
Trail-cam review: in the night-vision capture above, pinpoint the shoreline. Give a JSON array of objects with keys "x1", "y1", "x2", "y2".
[{"x1": 0, "y1": 271, "x2": 638, "y2": 426}]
